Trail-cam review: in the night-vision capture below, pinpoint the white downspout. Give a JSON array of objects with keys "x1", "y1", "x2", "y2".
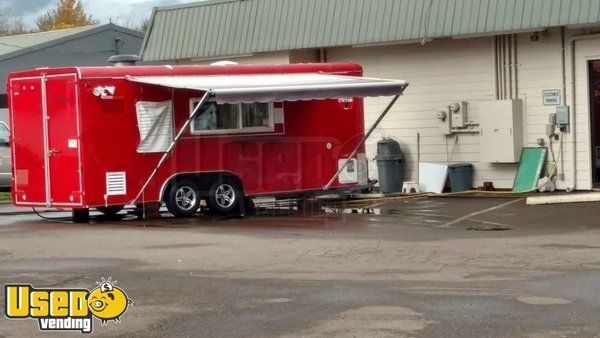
[
  {"x1": 511, "y1": 34, "x2": 518, "y2": 99},
  {"x1": 494, "y1": 36, "x2": 499, "y2": 100},
  {"x1": 559, "y1": 28, "x2": 567, "y2": 183},
  {"x1": 567, "y1": 33, "x2": 578, "y2": 192}
]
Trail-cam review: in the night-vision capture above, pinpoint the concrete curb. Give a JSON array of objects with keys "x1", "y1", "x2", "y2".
[{"x1": 526, "y1": 192, "x2": 600, "y2": 205}]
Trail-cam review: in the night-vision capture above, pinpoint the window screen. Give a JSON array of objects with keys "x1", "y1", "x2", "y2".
[{"x1": 191, "y1": 100, "x2": 273, "y2": 134}]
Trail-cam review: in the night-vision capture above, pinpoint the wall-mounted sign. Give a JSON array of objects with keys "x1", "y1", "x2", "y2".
[{"x1": 542, "y1": 89, "x2": 561, "y2": 106}]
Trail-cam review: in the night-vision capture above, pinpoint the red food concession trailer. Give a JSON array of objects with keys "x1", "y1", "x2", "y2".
[{"x1": 7, "y1": 61, "x2": 407, "y2": 221}]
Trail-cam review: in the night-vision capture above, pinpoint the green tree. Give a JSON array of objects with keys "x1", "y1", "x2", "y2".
[{"x1": 36, "y1": 0, "x2": 97, "y2": 31}]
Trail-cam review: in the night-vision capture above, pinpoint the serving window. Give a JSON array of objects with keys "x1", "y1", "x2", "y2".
[{"x1": 190, "y1": 99, "x2": 274, "y2": 135}]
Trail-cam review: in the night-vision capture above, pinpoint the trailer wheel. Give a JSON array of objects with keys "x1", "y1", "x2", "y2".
[
  {"x1": 207, "y1": 178, "x2": 242, "y2": 215},
  {"x1": 97, "y1": 205, "x2": 124, "y2": 217},
  {"x1": 166, "y1": 181, "x2": 201, "y2": 217},
  {"x1": 72, "y1": 208, "x2": 90, "y2": 223},
  {"x1": 243, "y1": 197, "x2": 257, "y2": 216}
]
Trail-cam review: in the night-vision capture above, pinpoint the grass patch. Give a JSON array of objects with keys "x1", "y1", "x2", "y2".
[{"x1": 0, "y1": 192, "x2": 11, "y2": 201}]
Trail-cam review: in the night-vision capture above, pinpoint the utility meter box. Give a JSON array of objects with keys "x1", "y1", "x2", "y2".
[
  {"x1": 555, "y1": 106, "x2": 570, "y2": 125},
  {"x1": 437, "y1": 102, "x2": 468, "y2": 135},
  {"x1": 450, "y1": 101, "x2": 468, "y2": 128},
  {"x1": 479, "y1": 99, "x2": 523, "y2": 163},
  {"x1": 437, "y1": 110, "x2": 452, "y2": 135}
]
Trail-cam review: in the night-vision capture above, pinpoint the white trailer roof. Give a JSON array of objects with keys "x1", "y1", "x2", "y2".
[{"x1": 126, "y1": 73, "x2": 408, "y2": 104}]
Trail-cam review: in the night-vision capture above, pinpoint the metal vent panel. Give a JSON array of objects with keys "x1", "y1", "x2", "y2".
[{"x1": 106, "y1": 172, "x2": 127, "y2": 196}]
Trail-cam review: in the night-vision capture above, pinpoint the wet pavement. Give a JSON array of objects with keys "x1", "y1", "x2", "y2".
[{"x1": 1, "y1": 197, "x2": 600, "y2": 337}]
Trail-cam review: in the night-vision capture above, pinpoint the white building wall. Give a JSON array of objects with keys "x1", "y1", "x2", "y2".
[
  {"x1": 324, "y1": 28, "x2": 600, "y2": 190},
  {"x1": 510, "y1": 27, "x2": 600, "y2": 190},
  {"x1": 326, "y1": 37, "x2": 516, "y2": 188},
  {"x1": 517, "y1": 28, "x2": 571, "y2": 190},
  {"x1": 569, "y1": 33, "x2": 600, "y2": 190},
  {"x1": 183, "y1": 28, "x2": 600, "y2": 190}
]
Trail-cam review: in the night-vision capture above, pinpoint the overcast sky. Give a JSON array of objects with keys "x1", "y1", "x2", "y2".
[{"x1": 0, "y1": 0, "x2": 199, "y2": 29}]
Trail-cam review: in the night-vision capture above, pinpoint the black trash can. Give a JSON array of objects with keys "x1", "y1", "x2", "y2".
[
  {"x1": 448, "y1": 163, "x2": 473, "y2": 192},
  {"x1": 375, "y1": 139, "x2": 404, "y2": 194}
]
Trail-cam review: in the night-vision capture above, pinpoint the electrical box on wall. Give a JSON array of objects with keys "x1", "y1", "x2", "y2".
[
  {"x1": 450, "y1": 102, "x2": 468, "y2": 128},
  {"x1": 555, "y1": 106, "x2": 570, "y2": 133},
  {"x1": 479, "y1": 99, "x2": 523, "y2": 163},
  {"x1": 556, "y1": 106, "x2": 570, "y2": 124},
  {"x1": 437, "y1": 110, "x2": 452, "y2": 135},
  {"x1": 436, "y1": 101, "x2": 470, "y2": 135}
]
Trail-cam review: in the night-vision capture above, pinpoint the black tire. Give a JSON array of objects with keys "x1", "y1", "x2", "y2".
[
  {"x1": 72, "y1": 208, "x2": 90, "y2": 223},
  {"x1": 242, "y1": 197, "x2": 257, "y2": 216},
  {"x1": 97, "y1": 205, "x2": 124, "y2": 217},
  {"x1": 165, "y1": 180, "x2": 201, "y2": 218},
  {"x1": 207, "y1": 178, "x2": 242, "y2": 216}
]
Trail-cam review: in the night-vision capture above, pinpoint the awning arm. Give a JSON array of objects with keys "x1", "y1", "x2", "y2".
[
  {"x1": 132, "y1": 91, "x2": 212, "y2": 204},
  {"x1": 323, "y1": 94, "x2": 401, "y2": 191}
]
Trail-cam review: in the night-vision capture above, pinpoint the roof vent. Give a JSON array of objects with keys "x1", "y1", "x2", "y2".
[
  {"x1": 210, "y1": 61, "x2": 239, "y2": 66},
  {"x1": 107, "y1": 55, "x2": 141, "y2": 67}
]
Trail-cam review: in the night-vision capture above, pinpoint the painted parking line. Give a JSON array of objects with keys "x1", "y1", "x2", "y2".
[{"x1": 438, "y1": 198, "x2": 524, "y2": 228}]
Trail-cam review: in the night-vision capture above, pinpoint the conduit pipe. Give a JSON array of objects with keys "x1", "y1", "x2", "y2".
[{"x1": 494, "y1": 34, "x2": 518, "y2": 100}]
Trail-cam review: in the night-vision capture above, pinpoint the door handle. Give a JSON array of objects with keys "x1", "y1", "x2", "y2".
[{"x1": 48, "y1": 148, "x2": 60, "y2": 156}]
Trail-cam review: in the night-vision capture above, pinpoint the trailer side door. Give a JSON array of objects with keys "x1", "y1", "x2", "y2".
[
  {"x1": 9, "y1": 78, "x2": 47, "y2": 205},
  {"x1": 44, "y1": 74, "x2": 83, "y2": 206}
]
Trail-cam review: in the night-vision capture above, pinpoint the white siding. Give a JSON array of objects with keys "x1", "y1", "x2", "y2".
[
  {"x1": 325, "y1": 28, "x2": 600, "y2": 190},
  {"x1": 326, "y1": 38, "x2": 515, "y2": 187},
  {"x1": 186, "y1": 28, "x2": 600, "y2": 190},
  {"x1": 518, "y1": 28, "x2": 570, "y2": 189},
  {"x1": 569, "y1": 34, "x2": 600, "y2": 190}
]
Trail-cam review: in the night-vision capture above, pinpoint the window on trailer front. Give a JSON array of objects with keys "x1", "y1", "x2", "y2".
[{"x1": 190, "y1": 99, "x2": 274, "y2": 135}]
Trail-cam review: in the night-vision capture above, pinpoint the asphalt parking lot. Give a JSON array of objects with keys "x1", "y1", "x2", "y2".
[{"x1": 1, "y1": 197, "x2": 600, "y2": 337}]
